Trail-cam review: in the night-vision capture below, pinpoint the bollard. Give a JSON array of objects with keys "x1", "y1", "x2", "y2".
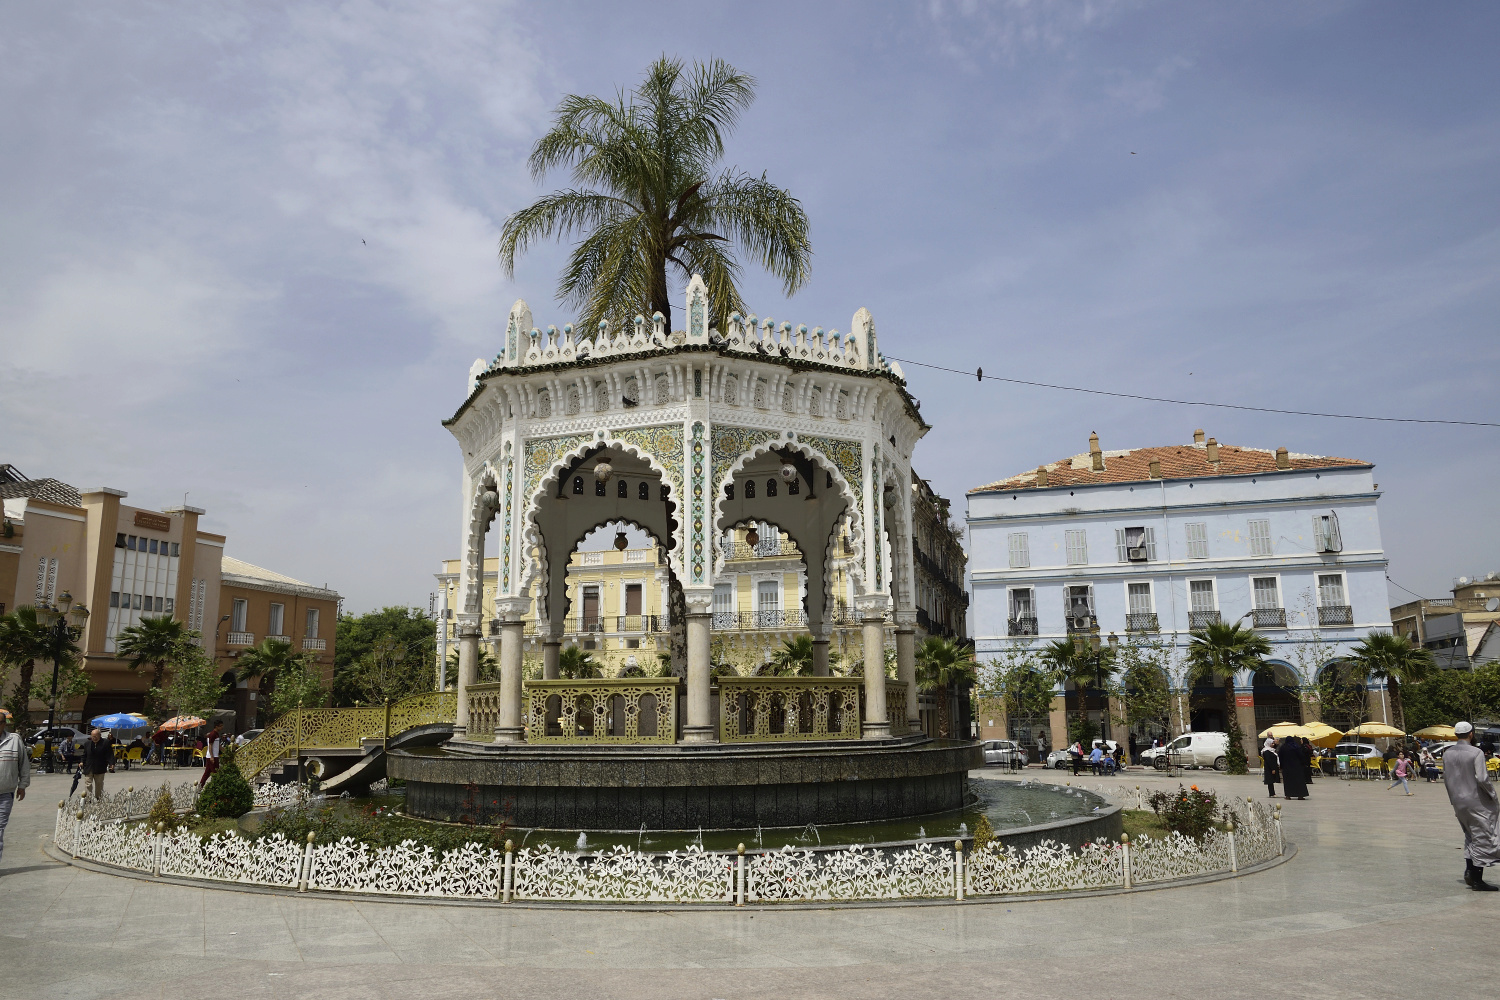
[
  {"x1": 72, "y1": 812, "x2": 84, "y2": 859},
  {"x1": 1136, "y1": 784, "x2": 1142, "y2": 811},
  {"x1": 500, "y1": 839, "x2": 514, "y2": 902},
  {"x1": 1120, "y1": 833, "x2": 1132, "y2": 888},
  {"x1": 1227, "y1": 821, "x2": 1237, "y2": 872},
  {"x1": 1274, "y1": 805, "x2": 1284, "y2": 856},
  {"x1": 735, "y1": 844, "x2": 746, "y2": 907},
  {"x1": 954, "y1": 840, "x2": 965, "y2": 901},
  {"x1": 298, "y1": 831, "x2": 316, "y2": 892}
]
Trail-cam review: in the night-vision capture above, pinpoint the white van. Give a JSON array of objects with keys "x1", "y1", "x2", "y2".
[{"x1": 1140, "y1": 732, "x2": 1231, "y2": 771}]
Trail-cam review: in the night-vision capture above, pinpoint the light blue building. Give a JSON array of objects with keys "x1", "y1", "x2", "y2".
[{"x1": 966, "y1": 429, "x2": 1393, "y2": 755}]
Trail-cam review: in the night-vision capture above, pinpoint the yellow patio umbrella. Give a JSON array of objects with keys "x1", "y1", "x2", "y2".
[
  {"x1": 1344, "y1": 722, "x2": 1406, "y2": 738},
  {"x1": 1412, "y1": 725, "x2": 1456, "y2": 740},
  {"x1": 1259, "y1": 722, "x2": 1313, "y2": 739},
  {"x1": 1303, "y1": 722, "x2": 1345, "y2": 748}
]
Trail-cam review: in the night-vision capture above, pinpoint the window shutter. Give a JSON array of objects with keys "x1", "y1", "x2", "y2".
[
  {"x1": 1327, "y1": 511, "x2": 1342, "y2": 552},
  {"x1": 1144, "y1": 527, "x2": 1158, "y2": 561},
  {"x1": 1115, "y1": 528, "x2": 1128, "y2": 563},
  {"x1": 1312, "y1": 515, "x2": 1326, "y2": 552}
]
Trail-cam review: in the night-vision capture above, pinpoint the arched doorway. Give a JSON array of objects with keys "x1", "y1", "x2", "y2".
[{"x1": 1252, "y1": 661, "x2": 1303, "y2": 731}]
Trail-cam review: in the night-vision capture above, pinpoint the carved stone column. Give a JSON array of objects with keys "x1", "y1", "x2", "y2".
[
  {"x1": 894, "y1": 611, "x2": 919, "y2": 729},
  {"x1": 542, "y1": 637, "x2": 561, "y2": 680},
  {"x1": 858, "y1": 594, "x2": 891, "y2": 739},
  {"x1": 494, "y1": 598, "x2": 529, "y2": 743},
  {"x1": 453, "y1": 613, "x2": 481, "y2": 740},
  {"x1": 682, "y1": 587, "x2": 716, "y2": 743}
]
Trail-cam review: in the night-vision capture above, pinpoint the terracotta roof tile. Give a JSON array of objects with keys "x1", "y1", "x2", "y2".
[
  {"x1": 969, "y1": 443, "x2": 1368, "y2": 494},
  {"x1": 0, "y1": 477, "x2": 82, "y2": 507}
]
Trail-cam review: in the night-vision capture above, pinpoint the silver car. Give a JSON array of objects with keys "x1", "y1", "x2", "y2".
[{"x1": 981, "y1": 739, "x2": 1028, "y2": 768}]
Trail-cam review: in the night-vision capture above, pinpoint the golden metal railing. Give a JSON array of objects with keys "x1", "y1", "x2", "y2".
[
  {"x1": 465, "y1": 682, "x2": 503, "y2": 740},
  {"x1": 237, "y1": 691, "x2": 456, "y2": 780},
  {"x1": 719, "y1": 676, "x2": 863, "y2": 742},
  {"x1": 523, "y1": 678, "x2": 680, "y2": 744},
  {"x1": 888, "y1": 680, "x2": 910, "y2": 737}
]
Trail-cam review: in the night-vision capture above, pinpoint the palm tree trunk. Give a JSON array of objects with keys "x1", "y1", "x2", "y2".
[
  {"x1": 1389, "y1": 678, "x2": 1405, "y2": 733},
  {"x1": 14, "y1": 659, "x2": 35, "y2": 731},
  {"x1": 1223, "y1": 679, "x2": 1237, "y2": 734},
  {"x1": 650, "y1": 251, "x2": 672, "y2": 331},
  {"x1": 936, "y1": 684, "x2": 950, "y2": 738}
]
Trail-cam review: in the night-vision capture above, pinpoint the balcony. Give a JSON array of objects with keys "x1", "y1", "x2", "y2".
[
  {"x1": 1318, "y1": 605, "x2": 1354, "y2": 627},
  {"x1": 1065, "y1": 615, "x2": 1096, "y2": 634},
  {"x1": 1126, "y1": 612, "x2": 1159, "y2": 633},
  {"x1": 709, "y1": 610, "x2": 808, "y2": 630},
  {"x1": 302, "y1": 637, "x2": 327, "y2": 651},
  {"x1": 1007, "y1": 617, "x2": 1038, "y2": 636},
  {"x1": 1250, "y1": 608, "x2": 1286, "y2": 629},
  {"x1": 226, "y1": 631, "x2": 255, "y2": 646},
  {"x1": 1188, "y1": 611, "x2": 1221, "y2": 629}
]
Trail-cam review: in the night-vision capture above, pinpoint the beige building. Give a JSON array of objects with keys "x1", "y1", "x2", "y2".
[
  {"x1": 1, "y1": 467, "x2": 338, "y2": 732},
  {"x1": 1390, "y1": 572, "x2": 1500, "y2": 670},
  {"x1": 436, "y1": 520, "x2": 883, "y2": 677}
]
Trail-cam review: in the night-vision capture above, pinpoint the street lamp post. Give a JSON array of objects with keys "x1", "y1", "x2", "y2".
[
  {"x1": 33, "y1": 592, "x2": 90, "y2": 774},
  {"x1": 1073, "y1": 627, "x2": 1119, "y2": 742}
]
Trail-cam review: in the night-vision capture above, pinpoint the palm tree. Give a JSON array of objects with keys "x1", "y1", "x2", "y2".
[
  {"x1": 499, "y1": 56, "x2": 811, "y2": 335},
  {"x1": 0, "y1": 607, "x2": 50, "y2": 730},
  {"x1": 1351, "y1": 631, "x2": 1435, "y2": 732},
  {"x1": 1041, "y1": 638, "x2": 1116, "y2": 744},
  {"x1": 447, "y1": 646, "x2": 499, "y2": 683},
  {"x1": 916, "y1": 637, "x2": 977, "y2": 738},
  {"x1": 235, "y1": 637, "x2": 311, "y2": 721},
  {"x1": 760, "y1": 635, "x2": 816, "y2": 677},
  {"x1": 1185, "y1": 621, "x2": 1270, "y2": 773},
  {"x1": 557, "y1": 646, "x2": 599, "y2": 680},
  {"x1": 115, "y1": 615, "x2": 192, "y2": 700}
]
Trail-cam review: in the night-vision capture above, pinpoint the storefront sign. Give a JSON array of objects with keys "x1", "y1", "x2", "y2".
[
  {"x1": 134, "y1": 511, "x2": 172, "y2": 532},
  {"x1": 1235, "y1": 694, "x2": 1254, "y2": 708}
]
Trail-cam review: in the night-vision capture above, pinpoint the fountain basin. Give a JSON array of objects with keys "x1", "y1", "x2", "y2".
[{"x1": 388, "y1": 735, "x2": 981, "y2": 831}]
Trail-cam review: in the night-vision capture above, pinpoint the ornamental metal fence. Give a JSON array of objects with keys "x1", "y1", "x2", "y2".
[{"x1": 54, "y1": 785, "x2": 1283, "y2": 904}]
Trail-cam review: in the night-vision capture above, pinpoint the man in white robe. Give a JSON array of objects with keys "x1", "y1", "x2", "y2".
[{"x1": 1444, "y1": 721, "x2": 1499, "y2": 891}]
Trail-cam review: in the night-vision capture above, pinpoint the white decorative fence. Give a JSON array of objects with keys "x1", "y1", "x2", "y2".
[{"x1": 53, "y1": 787, "x2": 1284, "y2": 905}]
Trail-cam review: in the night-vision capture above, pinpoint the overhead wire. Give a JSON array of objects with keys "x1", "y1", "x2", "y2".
[{"x1": 887, "y1": 357, "x2": 1500, "y2": 428}]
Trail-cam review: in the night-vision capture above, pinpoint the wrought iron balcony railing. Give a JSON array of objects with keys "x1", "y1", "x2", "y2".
[
  {"x1": 1126, "y1": 612, "x2": 1159, "y2": 633},
  {"x1": 1250, "y1": 608, "x2": 1286, "y2": 628},
  {"x1": 1188, "y1": 611, "x2": 1222, "y2": 629},
  {"x1": 709, "y1": 610, "x2": 808, "y2": 630},
  {"x1": 1317, "y1": 604, "x2": 1353, "y2": 627},
  {"x1": 1007, "y1": 617, "x2": 1038, "y2": 636}
]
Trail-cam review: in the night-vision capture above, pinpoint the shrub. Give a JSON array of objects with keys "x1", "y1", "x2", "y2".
[
  {"x1": 255, "y1": 799, "x2": 510, "y2": 854},
  {"x1": 146, "y1": 784, "x2": 184, "y2": 831},
  {"x1": 1145, "y1": 784, "x2": 1222, "y2": 839},
  {"x1": 198, "y1": 745, "x2": 255, "y2": 819},
  {"x1": 971, "y1": 814, "x2": 995, "y2": 851}
]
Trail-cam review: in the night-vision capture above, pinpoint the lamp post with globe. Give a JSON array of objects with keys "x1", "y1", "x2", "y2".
[{"x1": 33, "y1": 592, "x2": 90, "y2": 774}]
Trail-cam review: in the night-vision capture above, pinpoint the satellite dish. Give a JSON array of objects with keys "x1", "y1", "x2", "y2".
[
  {"x1": 1458, "y1": 577, "x2": 1470, "y2": 586},
  {"x1": 1487, "y1": 598, "x2": 1500, "y2": 613}
]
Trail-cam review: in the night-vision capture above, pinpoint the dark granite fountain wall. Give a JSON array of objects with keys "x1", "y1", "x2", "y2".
[{"x1": 389, "y1": 737, "x2": 981, "y2": 831}]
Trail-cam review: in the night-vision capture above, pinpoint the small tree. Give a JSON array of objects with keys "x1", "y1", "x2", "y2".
[
  {"x1": 354, "y1": 634, "x2": 437, "y2": 701},
  {"x1": 1351, "y1": 631, "x2": 1436, "y2": 731},
  {"x1": 557, "y1": 645, "x2": 599, "y2": 679},
  {"x1": 761, "y1": 635, "x2": 816, "y2": 677},
  {"x1": 1184, "y1": 622, "x2": 1270, "y2": 774},
  {"x1": 916, "y1": 637, "x2": 977, "y2": 738},
  {"x1": 984, "y1": 642, "x2": 1055, "y2": 751},
  {"x1": 267, "y1": 658, "x2": 328, "y2": 719},
  {"x1": 152, "y1": 646, "x2": 226, "y2": 724},
  {"x1": 198, "y1": 744, "x2": 254, "y2": 818},
  {"x1": 147, "y1": 784, "x2": 183, "y2": 831}
]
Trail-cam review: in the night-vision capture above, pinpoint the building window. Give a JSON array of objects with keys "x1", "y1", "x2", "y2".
[
  {"x1": 573, "y1": 476, "x2": 584, "y2": 495},
  {"x1": 149, "y1": 538, "x2": 159, "y2": 554},
  {"x1": 713, "y1": 584, "x2": 734, "y2": 615},
  {"x1": 1007, "y1": 532, "x2": 1030, "y2": 569},
  {"x1": 581, "y1": 586, "x2": 601, "y2": 628},
  {"x1": 724, "y1": 483, "x2": 734, "y2": 500},
  {"x1": 1065, "y1": 585, "x2": 1094, "y2": 624},
  {"x1": 766, "y1": 478, "x2": 777, "y2": 497},
  {"x1": 1317, "y1": 573, "x2": 1346, "y2": 608},
  {"x1": 164, "y1": 598, "x2": 173, "y2": 614},
  {"x1": 115, "y1": 533, "x2": 126, "y2": 548},
  {"x1": 1248, "y1": 519, "x2": 1272, "y2": 557},
  {"x1": 537, "y1": 388, "x2": 551, "y2": 417},
  {"x1": 625, "y1": 584, "x2": 643, "y2": 617},
  {"x1": 595, "y1": 477, "x2": 606, "y2": 496},
  {"x1": 724, "y1": 376, "x2": 737, "y2": 405},
  {"x1": 744, "y1": 480, "x2": 755, "y2": 499},
  {"x1": 268, "y1": 603, "x2": 285, "y2": 637},
  {"x1": 1128, "y1": 582, "x2": 1152, "y2": 615},
  {"x1": 1253, "y1": 577, "x2": 1280, "y2": 610},
  {"x1": 787, "y1": 476, "x2": 799, "y2": 495},
  {"x1": 1115, "y1": 526, "x2": 1154, "y2": 563},
  {"x1": 622, "y1": 376, "x2": 638, "y2": 407},
  {"x1": 566, "y1": 385, "x2": 581, "y2": 415},
  {"x1": 757, "y1": 580, "x2": 780, "y2": 614},
  {"x1": 1065, "y1": 530, "x2": 1088, "y2": 566},
  {"x1": 638, "y1": 481, "x2": 649, "y2": 500},
  {"x1": 232, "y1": 599, "x2": 248, "y2": 633},
  {"x1": 132, "y1": 594, "x2": 142, "y2": 610},
  {"x1": 1313, "y1": 513, "x2": 1342, "y2": 553},
  {"x1": 618, "y1": 479, "x2": 628, "y2": 498},
  {"x1": 1189, "y1": 580, "x2": 1215, "y2": 610},
  {"x1": 306, "y1": 608, "x2": 320, "y2": 639},
  {"x1": 110, "y1": 592, "x2": 120, "y2": 608},
  {"x1": 1185, "y1": 522, "x2": 1209, "y2": 559},
  {"x1": 1008, "y1": 588, "x2": 1034, "y2": 619},
  {"x1": 128, "y1": 535, "x2": 137, "y2": 550}
]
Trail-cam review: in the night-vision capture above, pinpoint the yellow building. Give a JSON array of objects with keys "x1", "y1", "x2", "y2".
[{"x1": 436, "y1": 520, "x2": 880, "y2": 677}]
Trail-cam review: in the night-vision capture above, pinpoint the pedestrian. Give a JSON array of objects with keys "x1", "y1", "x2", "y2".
[
  {"x1": 199, "y1": 724, "x2": 223, "y2": 788},
  {"x1": 1279, "y1": 735, "x2": 1309, "y2": 799},
  {"x1": 1070, "y1": 740, "x2": 1084, "y2": 776},
  {"x1": 1299, "y1": 737, "x2": 1316, "y2": 784},
  {"x1": 1389, "y1": 751, "x2": 1415, "y2": 796},
  {"x1": 1420, "y1": 746, "x2": 1439, "y2": 782},
  {"x1": 58, "y1": 736, "x2": 76, "y2": 773},
  {"x1": 1262, "y1": 737, "x2": 1280, "y2": 798},
  {"x1": 1127, "y1": 732, "x2": 1139, "y2": 766},
  {"x1": 0, "y1": 709, "x2": 30, "y2": 865},
  {"x1": 81, "y1": 728, "x2": 113, "y2": 800},
  {"x1": 1089, "y1": 742, "x2": 1105, "y2": 776},
  {"x1": 1444, "y1": 722, "x2": 1500, "y2": 890}
]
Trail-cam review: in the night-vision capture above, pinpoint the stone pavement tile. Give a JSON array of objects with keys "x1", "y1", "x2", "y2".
[{"x1": 348, "y1": 904, "x2": 500, "y2": 965}]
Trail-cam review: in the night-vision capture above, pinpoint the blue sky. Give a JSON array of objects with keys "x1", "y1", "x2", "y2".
[{"x1": 3, "y1": 1, "x2": 1496, "y2": 613}]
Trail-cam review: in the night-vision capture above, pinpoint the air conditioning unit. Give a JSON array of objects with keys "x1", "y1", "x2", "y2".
[{"x1": 1127, "y1": 547, "x2": 1148, "y2": 562}]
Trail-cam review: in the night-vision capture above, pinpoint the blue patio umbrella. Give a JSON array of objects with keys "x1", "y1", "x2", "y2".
[{"x1": 90, "y1": 712, "x2": 149, "y2": 731}]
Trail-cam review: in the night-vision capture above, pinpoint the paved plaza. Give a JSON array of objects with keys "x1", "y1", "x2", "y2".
[{"x1": 0, "y1": 766, "x2": 1492, "y2": 1000}]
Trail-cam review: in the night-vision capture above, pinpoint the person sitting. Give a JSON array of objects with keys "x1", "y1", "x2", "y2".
[
  {"x1": 1089, "y1": 743, "x2": 1105, "y2": 775},
  {"x1": 58, "y1": 736, "x2": 77, "y2": 774},
  {"x1": 1421, "y1": 747, "x2": 1439, "y2": 782}
]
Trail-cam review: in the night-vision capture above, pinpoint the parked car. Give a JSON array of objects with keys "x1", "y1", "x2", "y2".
[
  {"x1": 981, "y1": 739, "x2": 1028, "y2": 768},
  {"x1": 234, "y1": 729, "x2": 264, "y2": 747},
  {"x1": 1333, "y1": 741, "x2": 1382, "y2": 762},
  {"x1": 24, "y1": 726, "x2": 91, "y2": 747},
  {"x1": 1141, "y1": 732, "x2": 1231, "y2": 771}
]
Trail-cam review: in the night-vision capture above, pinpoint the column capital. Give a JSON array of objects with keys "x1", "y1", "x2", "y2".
[
  {"x1": 854, "y1": 593, "x2": 890, "y2": 621},
  {"x1": 683, "y1": 586, "x2": 715, "y2": 615},
  {"x1": 893, "y1": 610, "x2": 918, "y2": 630},
  {"x1": 494, "y1": 596, "x2": 530, "y2": 621}
]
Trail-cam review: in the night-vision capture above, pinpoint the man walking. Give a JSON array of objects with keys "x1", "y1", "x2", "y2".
[
  {"x1": 0, "y1": 710, "x2": 30, "y2": 866},
  {"x1": 199, "y1": 723, "x2": 223, "y2": 788},
  {"x1": 1444, "y1": 721, "x2": 1500, "y2": 891},
  {"x1": 81, "y1": 728, "x2": 113, "y2": 801}
]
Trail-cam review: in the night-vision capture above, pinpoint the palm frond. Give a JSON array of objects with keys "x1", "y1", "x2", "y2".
[{"x1": 699, "y1": 171, "x2": 811, "y2": 295}]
